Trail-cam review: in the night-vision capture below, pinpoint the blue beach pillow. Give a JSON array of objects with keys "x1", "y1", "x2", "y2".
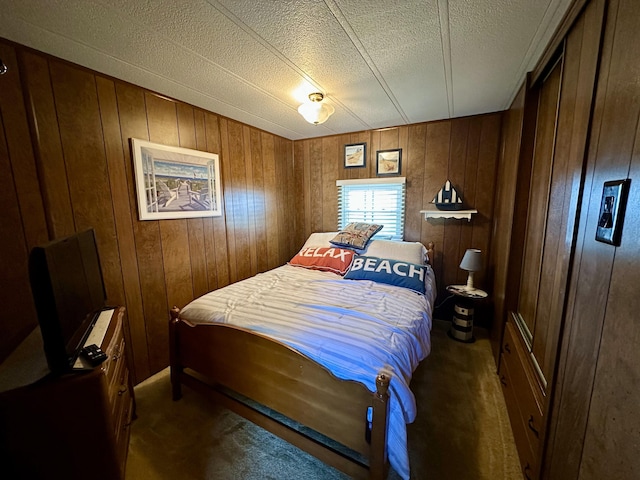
[{"x1": 344, "y1": 256, "x2": 426, "y2": 294}]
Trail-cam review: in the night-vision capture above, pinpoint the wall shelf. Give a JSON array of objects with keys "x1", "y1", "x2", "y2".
[{"x1": 420, "y1": 209, "x2": 478, "y2": 221}]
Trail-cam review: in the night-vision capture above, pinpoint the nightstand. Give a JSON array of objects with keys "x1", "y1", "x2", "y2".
[{"x1": 446, "y1": 285, "x2": 488, "y2": 343}]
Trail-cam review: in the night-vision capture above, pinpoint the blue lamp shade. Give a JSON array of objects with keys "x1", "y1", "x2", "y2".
[{"x1": 459, "y1": 249, "x2": 482, "y2": 290}]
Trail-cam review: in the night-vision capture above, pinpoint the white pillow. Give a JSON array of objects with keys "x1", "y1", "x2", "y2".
[
  {"x1": 302, "y1": 232, "x2": 339, "y2": 248},
  {"x1": 301, "y1": 232, "x2": 429, "y2": 264},
  {"x1": 363, "y1": 239, "x2": 428, "y2": 265}
]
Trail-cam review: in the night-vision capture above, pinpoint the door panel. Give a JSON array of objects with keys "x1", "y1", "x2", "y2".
[{"x1": 516, "y1": 58, "x2": 563, "y2": 351}]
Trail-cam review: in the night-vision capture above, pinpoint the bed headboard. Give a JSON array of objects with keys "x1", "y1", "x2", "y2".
[{"x1": 426, "y1": 242, "x2": 434, "y2": 266}]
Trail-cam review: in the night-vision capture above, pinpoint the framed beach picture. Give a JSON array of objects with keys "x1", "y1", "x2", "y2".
[
  {"x1": 344, "y1": 143, "x2": 366, "y2": 168},
  {"x1": 376, "y1": 148, "x2": 402, "y2": 176},
  {"x1": 595, "y1": 179, "x2": 630, "y2": 246},
  {"x1": 131, "y1": 138, "x2": 223, "y2": 220}
]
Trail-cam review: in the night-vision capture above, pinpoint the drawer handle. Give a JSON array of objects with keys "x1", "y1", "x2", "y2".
[
  {"x1": 528, "y1": 415, "x2": 539, "y2": 438},
  {"x1": 504, "y1": 343, "x2": 511, "y2": 354},
  {"x1": 524, "y1": 462, "x2": 533, "y2": 480},
  {"x1": 118, "y1": 386, "x2": 128, "y2": 396},
  {"x1": 500, "y1": 375, "x2": 508, "y2": 387}
]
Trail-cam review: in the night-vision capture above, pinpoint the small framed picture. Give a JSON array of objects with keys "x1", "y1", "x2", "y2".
[
  {"x1": 376, "y1": 148, "x2": 402, "y2": 176},
  {"x1": 344, "y1": 143, "x2": 366, "y2": 168},
  {"x1": 595, "y1": 179, "x2": 631, "y2": 246}
]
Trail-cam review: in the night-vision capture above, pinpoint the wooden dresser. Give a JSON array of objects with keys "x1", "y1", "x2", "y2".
[
  {"x1": 0, "y1": 307, "x2": 134, "y2": 480},
  {"x1": 499, "y1": 319, "x2": 544, "y2": 479}
]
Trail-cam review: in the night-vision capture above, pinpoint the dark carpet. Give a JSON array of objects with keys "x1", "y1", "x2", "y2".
[{"x1": 125, "y1": 320, "x2": 520, "y2": 479}]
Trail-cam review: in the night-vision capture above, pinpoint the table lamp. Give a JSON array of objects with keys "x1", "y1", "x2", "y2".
[{"x1": 459, "y1": 249, "x2": 482, "y2": 290}]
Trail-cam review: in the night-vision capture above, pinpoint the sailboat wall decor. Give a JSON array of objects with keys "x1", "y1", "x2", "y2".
[{"x1": 431, "y1": 180, "x2": 464, "y2": 211}]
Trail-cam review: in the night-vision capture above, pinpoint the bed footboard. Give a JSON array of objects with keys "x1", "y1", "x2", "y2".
[{"x1": 169, "y1": 307, "x2": 390, "y2": 480}]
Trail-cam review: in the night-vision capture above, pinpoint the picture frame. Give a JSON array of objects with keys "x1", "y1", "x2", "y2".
[
  {"x1": 376, "y1": 148, "x2": 402, "y2": 176},
  {"x1": 131, "y1": 138, "x2": 223, "y2": 220},
  {"x1": 595, "y1": 179, "x2": 630, "y2": 246},
  {"x1": 344, "y1": 143, "x2": 366, "y2": 168}
]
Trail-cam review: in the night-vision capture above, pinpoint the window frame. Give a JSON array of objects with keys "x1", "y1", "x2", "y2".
[{"x1": 336, "y1": 177, "x2": 406, "y2": 241}]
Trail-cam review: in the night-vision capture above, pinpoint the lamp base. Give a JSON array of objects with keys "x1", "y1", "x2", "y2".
[{"x1": 465, "y1": 271, "x2": 475, "y2": 290}]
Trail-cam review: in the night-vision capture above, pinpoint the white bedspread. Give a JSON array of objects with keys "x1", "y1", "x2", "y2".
[{"x1": 179, "y1": 264, "x2": 436, "y2": 480}]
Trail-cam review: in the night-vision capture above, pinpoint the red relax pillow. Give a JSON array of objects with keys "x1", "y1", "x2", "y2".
[{"x1": 288, "y1": 247, "x2": 355, "y2": 275}]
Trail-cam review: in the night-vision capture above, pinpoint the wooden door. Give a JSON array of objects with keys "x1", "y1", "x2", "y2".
[
  {"x1": 0, "y1": 41, "x2": 49, "y2": 362},
  {"x1": 512, "y1": 0, "x2": 605, "y2": 390},
  {"x1": 512, "y1": 56, "x2": 563, "y2": 390}
]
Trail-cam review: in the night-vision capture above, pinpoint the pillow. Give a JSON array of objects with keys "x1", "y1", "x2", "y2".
[
  {"x1": 344, "y1": 256, "x2": 426, "y2": 294},
  {"x1": 361, "y1": 239, "x2": 429, "y2": 265},
  {"x1": 302, "y1": 232, "x2": 429, "y2": 264},
  {"x1": 288, "y1": 247, "x2": 355, "y2": 275},
  {"x1": 330, "y1": 223, "x2": 383, "y2": 250},
  {"x1": 302, "y1": 232, "x2": 338, "y2": 249}
]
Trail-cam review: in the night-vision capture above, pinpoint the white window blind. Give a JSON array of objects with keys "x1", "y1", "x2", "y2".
[{"x1": 336, "y1": 177, "x2": 406, "y2": 241}]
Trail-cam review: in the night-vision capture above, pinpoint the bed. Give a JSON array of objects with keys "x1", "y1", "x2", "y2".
[{"x1": 169, "y1": 232, "x2": 436, "y2": 480}]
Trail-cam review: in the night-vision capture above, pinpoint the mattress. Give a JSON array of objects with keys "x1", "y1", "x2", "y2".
[{"x1": 179, "y1": 263, "x2": 436, "y2": 479}]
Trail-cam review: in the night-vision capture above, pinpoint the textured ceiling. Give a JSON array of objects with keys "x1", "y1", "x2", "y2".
[{"x1": 0, "y1": 0, "x2": 572, "y2": 140}]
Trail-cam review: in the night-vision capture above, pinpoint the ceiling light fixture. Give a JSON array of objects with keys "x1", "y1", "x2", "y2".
[{"x1": 298, "y1": 92, "x2": 335, "y2": 125}]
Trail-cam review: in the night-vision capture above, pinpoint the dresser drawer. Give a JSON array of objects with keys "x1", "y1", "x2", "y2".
[
  {"x1": 113, "y1": 368, "x2": 133, "y2": 476},
  {"x1": 500, "y1": 322, "x2": 543, "y2": 470},
  {"x1": 107, "y1": 344, "x2": 127, "y2": 407},
  {"x1": 102, "y1": 316, "x2": 124, "y2": 384},
  {"x1": 103, "y1": 308, "x2": 134, "y2": 476},
  {"x1": 113, "y1": 367, "x2": 132, "y2": 440},
  {"x1": 499, "y1": 354, "x2": 539, "y2": 479},
  {"x1": 97, "y1": 307, "x2": 134, "y2": 476},
  {"x1": 502, "y1": 321, "x2": 544, "y2": 451}
]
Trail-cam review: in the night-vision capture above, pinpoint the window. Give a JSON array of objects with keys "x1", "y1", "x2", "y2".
[{"x1": 336, "y1": 177, "x2": 406, "y2": 241}]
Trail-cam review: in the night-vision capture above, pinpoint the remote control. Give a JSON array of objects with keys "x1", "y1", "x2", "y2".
[{"x1": 81, "y1": 344, "x2": 108, "y2": 366}]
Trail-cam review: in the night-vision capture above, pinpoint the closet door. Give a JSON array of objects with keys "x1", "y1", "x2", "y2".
[
  {"x1": 513, "y1": 57, "x2": 563, "y2": 389},
  {"x1": 514, "y1": 0, "x2": 605, "y2": 389},
  {"x1": 504, "y1": 52, "x2": 578, "y2": 479},
  {"x1": 501, "y1": 2, "x2": 606, "y2": 477}
]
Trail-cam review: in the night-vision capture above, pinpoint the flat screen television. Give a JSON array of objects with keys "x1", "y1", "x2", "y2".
[{"x1": 29, "y1": 229, "x2": 107, "y2": 374}]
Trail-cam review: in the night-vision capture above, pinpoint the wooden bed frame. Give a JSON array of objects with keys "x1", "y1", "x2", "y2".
[{"x1": 169, "y1": 242, "x2": 434, "y2": 480}]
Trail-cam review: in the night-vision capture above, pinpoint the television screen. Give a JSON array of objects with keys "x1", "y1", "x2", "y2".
[{"x1": 29, "y1": 229, "x2": 107, "y2": 374}]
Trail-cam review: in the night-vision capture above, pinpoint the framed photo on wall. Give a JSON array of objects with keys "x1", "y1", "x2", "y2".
[
  {"x1": 595, "y1": 179, "x2": 630, "y2": 246},
  {"x1": 376, "y1": 148, "x2": 402, "y2": 176},
  {"x1": 131, "y1": 138, "x2": 223, "y2": 220},
  {"x1": 344, "y1": 143, "x2": 366, "y2": 168}
]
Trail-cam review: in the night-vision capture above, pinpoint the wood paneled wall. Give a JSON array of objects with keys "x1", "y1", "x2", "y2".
[
  {"x1": 0, "y1": 41, "x2": 296, "y2": 383},
  {"x1": 545, "y1": 0, "x2": 640, "y2": 477},
  {"x1": 489, "y1": 84, "x2": 526, "y2": 358},
  {"x1": 293, "y1": 114, "x2": 503, "y2": 310}
]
